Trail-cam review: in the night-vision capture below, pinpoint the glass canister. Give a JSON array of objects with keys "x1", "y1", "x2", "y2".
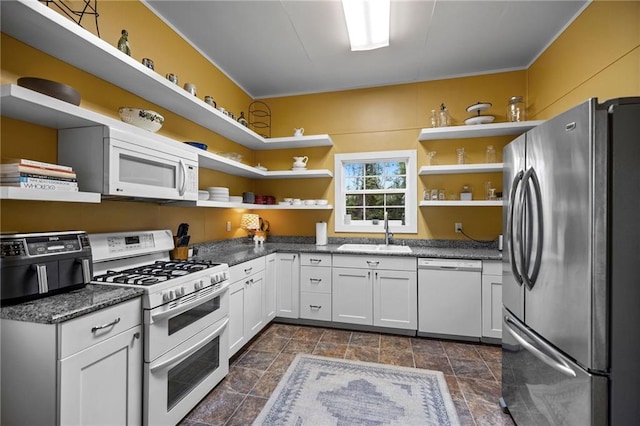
[{"x1": 507, "y1": 96, "x2": 525, "y2": 122}]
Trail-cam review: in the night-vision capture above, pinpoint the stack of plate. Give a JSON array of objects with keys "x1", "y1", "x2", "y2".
[
  {"x1": 207, "y1": 186, "x2": 229, "y2": 202},
  {"x1": 198, "y1": 190, "x2": 210, "y2": 201},
  {"x1": 229, "y1": 196, "x2": 243, "y2": 203}
]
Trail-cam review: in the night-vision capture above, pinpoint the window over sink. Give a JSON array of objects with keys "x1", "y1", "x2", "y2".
[{"x1": 334, "y1": 150, "x2": 417, "y2": 233}]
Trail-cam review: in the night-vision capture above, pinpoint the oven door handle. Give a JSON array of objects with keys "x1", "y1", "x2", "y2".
[
  {"x1": 150, "y1": 281, "x2": 229, "y2": 323},
  {"x1": 150, "y1": 317, "x2": 229, "y2": 374}
]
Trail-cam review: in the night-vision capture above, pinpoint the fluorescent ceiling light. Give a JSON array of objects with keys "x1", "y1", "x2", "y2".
[{"x1": 342, "y1": 0, "x2": 390, "y2": 51}]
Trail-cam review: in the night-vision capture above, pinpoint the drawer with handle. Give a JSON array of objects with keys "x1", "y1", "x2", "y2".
[
  {"x1": 300, "y1": 266, "x2": 332, "y2": 293},
  {"x1": 229, "y1": 256, "x2": 265, "y2": 282},
  {"x1": 300, "y1": 253, "x2": 332, "y2": 267},
  {"x1": 300, "y1": 292, "x2": 332, "y2": 321},
  {"x1": 60, "y1": 297, "x2": 141, "y2": 358}
]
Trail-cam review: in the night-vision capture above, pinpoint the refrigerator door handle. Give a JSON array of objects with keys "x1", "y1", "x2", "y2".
[
  {"x1": 519, "y1": 167, "x2": 544, "y2": 290},
  {"x1": 504, "y1": 315, "x2": 577, "y2": 378},
  {"x1": 507, "y1": 170, "x2": 525, "y2": 285}
]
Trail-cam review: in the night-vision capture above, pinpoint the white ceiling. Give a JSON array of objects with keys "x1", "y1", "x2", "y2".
[{"x1": 144, "y1": 0, "x2": 588, "y2": 99}]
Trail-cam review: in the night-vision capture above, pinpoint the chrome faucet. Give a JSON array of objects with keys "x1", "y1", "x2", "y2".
[{"x1": 384, "y1": 211, "x2": 393, "y2": 245}]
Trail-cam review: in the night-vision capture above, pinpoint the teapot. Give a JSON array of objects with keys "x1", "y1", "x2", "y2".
[{"x1": 293, "y1": 156, "x2": 308, "y2": 169}]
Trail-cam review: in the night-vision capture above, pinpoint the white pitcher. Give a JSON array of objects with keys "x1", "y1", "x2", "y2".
[
  {"x1": 293, "y1": 127, "x2": 305, "y2": 137},
  {"x1": 293, "y1": 156, "x2": 308, "y2": 168}
]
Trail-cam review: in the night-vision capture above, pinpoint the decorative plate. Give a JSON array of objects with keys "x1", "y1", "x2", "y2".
[{"x1": 464, "y1": 115, "x2": 496, "y2": 125}]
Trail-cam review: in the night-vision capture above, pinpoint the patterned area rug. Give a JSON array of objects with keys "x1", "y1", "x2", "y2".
[{"x1": 253, "y1": 354, "x2": 461, "y2": 426}]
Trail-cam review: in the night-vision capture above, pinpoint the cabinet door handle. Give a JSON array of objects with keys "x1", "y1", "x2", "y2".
[
  {"x1": 309, "y1": 305, "x2": 322, "y2": 310},
  {"x1": 366, "y1": 260, "x2": 380, "y2": 266},
  {"x1": 310, "y1": 258, "x2": 322, "y2": 264},
  {"x1": 246, "y1": 278, "x2": 254, "y2": 285},
  {"x1": 244, "y1": 267, "x2": 253, "y2": 274},
  {"x1": 309, "y1": 278, "x2": 322, "y2": 283},
  {"x1": 91, "y1": 317, "x2": 120, "y2": 333}
]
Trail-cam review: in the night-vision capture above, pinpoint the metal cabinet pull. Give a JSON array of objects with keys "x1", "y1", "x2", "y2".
[
  {"x1": 309, "y1": 305, "x2": 322, "y2": 309},
  {"x1": 366, "y1": 260, "x2": 379, "y2": 266},
  {"x1": 244, "y1": 267, "x2": 253, "y2": 274},
  {"x1": 310, "y1": 258, "x2": 322, "y2": 264},
  {"x1": 91, "y1": 317, "x2": 120, "y2": 333},
  {"x1": 309, "y1": 278, "x2": 322, "y2": 283},
  {"x1": 246, "y1": 278, "x2": 254, "y2": 285}
]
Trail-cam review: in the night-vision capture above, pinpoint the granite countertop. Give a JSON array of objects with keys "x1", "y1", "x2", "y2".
[
  {"x1": 0, "y1": 285, "x2": 144, "y2": 325},
  {"x1": 194, "y1": 239, "x2": 502, "y2": 266}
]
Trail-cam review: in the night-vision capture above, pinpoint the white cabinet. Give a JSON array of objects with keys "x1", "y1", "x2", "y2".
[
  {"x1": 228, "y1": 257, "x2": 266, "y2": 356},
  {"x1": 482, "y1": 260, "x2": 503, "y2": 339},
  {"x1": 299, "y1": 253, "x2": 332, "y2": 321},
  {"x1": 1, "y1": 298, "x2": 142, "y2": 426},
  {"x1": 333, "y1": 255, "x2": 417, "y2": 330},
  {"x1": 275, "y1": 253, "x2": 300, "y2": 318},
  {"x1": 265, "y1": 253, "x2": 277, "y2": 321}
]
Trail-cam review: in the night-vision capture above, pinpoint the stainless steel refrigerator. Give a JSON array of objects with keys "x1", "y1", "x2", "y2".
[{"x1": 500, "y1": 97, "x2": 640, "y2": 425}]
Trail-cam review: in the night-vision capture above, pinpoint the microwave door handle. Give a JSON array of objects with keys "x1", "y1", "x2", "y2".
[
  {"x1": 150, "y1": 317, "x2": 229, "y2": 373},
  {"x1": 178, "y1": 159, "x2": 187, "y2": 196},
  {"x1": 78, "y1": 258, "x2": 92, "y2": 284},
  {"x1": 504, "y1": 315, "x2": 576, "y2": 378},
  {"x1": 508, "y1": 170, "x2": 524, "y2": 285},
  {"x1": 33, "y1": 264, "x2": 49, "y2": 293}
]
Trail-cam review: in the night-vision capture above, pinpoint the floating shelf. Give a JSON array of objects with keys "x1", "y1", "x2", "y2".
[
  {"x1": 0, "y1": 187, "x2": 101, "y2": 203},
  {"x1": 0, "y1": 0, "x2": 333, "y2": 151},
  {"x1": 419, "y1": 163, "x2": 504, "y2": 175},
  {"x1": 418, "y1": 121, "x2": 544, "y2": 141},
  {"x1": 1, "y1": 85, "x2": 332, "y2": 180},
  {"x1": 419, "y1": 200, "x2": 503, "y2": 207},
  {"x1": 176, "y1": 200, "x2": 333, "y2": 210}
]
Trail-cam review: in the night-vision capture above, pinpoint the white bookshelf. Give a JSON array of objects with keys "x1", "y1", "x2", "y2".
[
  {"x1": 419, "y1": 200, "x2": 502, "y2": 207},
  {"x1": 0, "y1": 187, "x2": 101, "y2": 203},
  {"x1": 418, "y1": 121, "x2": 543, "y2": 141},
  {"x1": 418, "y1": 163, "x2": 503, "y2": 175}
]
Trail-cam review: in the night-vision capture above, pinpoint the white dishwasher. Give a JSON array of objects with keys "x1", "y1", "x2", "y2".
[{"x1": 417, "y1": 258, "x2": 482, "y2": 340}]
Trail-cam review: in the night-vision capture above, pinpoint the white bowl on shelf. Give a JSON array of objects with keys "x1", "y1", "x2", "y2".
[
  {"x1": 316, "y1": 199, "x2": 328, "y2": 205},
  {"x1": 304, "y1": 199, "x2": 316, "y2": 205},
  {"x1": 118, "y1": 107, "x2": 164, "y2": 132}
]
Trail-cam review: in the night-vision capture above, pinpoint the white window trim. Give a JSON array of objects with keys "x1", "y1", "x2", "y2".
[{"x1": 334, "y1": 150, "x2": 417, "y2": 233}]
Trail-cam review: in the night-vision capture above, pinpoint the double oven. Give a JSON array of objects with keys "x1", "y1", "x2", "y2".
[{"x1": 89, "y1": 230, "x2": 230, "y2": 425}]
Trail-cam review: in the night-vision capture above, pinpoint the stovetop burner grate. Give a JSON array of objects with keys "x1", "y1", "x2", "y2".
[{"x1": 92, "y1": 259, "x2": 222, "y2": 285}]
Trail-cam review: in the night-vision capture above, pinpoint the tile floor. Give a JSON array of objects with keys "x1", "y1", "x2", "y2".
[{"x1": 180, "y1": 323, "x2": 515, "y2": 426}]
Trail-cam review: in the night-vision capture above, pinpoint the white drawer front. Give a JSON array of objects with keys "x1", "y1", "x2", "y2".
[
  {"x1": 229, "y1": 256, "x2": 265, "y2": 282},
  {"x1": 60, "y1": 297, "x2": 142, "y2": 358},
  {"x1": 300, "y1": 293, "x2": 332, "y2": 321},
  {"x1": 332, "y1": 254, "x2": 416, "y2": 271},
  {"x1": 300, "y1": 253, "x2": 332, "y2": 267},
  {"x1": 300, "y1": 266, "x2": 332, "y2": 293}
]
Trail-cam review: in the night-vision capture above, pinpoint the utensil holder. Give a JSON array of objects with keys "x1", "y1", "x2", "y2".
[{"x1": 171, "y1": 247, "x2": 189, "y2": 260}]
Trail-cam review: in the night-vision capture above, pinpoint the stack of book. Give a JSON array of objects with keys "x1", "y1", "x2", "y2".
[{"x1": 0, "y1": 159, "x2": 78, "y2": 192}]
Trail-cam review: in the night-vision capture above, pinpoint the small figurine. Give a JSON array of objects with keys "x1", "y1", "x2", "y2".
[
  {"x1": 237, "y1": 112, "x2": 249, "y2": 127},
  {"x1": 117, "y1": 29, "x2": 131, "y2": 56}
]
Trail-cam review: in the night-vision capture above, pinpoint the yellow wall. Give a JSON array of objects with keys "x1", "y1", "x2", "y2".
[
  {"x1": 2, "y1": 0, "x2": 638, "y2": 243},
  {"x1": 527, "y1": 0, "x2": 640, "y2": 119}
]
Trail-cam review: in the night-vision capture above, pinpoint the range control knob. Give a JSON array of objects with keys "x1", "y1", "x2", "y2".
[
  {"x1": 211, "y1": 273, "x2": 220, "y2": 284},
  {"x1": 162, "y1": 290, "x2": 174, "y2": 302},
  {"x1": 175, "y1": 286, "x2": 185, "y2": 297},
  {"x1": 194, "y1": 279, "x2": 204, "y2": 290}
]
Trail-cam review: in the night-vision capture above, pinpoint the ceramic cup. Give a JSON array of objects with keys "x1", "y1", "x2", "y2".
[
  {"x1": 294, "y1": 127, "x2": 305, "y2": 137},
  {"x1": 142, "y1": 58, "x2": 154, "y2": 70},
  {"x1": 184, "y1": 83, "x2": 197, "y2": 96},
  {"x1": 166, "y1": 73, "x2": 178, "y2": 84},
  {"x1": 204, "y1": 96, "x2": 216, "y2": 107}
]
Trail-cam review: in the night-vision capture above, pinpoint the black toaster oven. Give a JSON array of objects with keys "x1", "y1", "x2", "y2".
[{"x1": 0, "y1": 231, "x2": 92, "y2": 305}]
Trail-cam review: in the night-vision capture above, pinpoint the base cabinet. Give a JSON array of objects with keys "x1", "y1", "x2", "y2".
[
  {"x1": 332, "y1": 255, "x2": 417, "y2": 330},
  {"x1": 1, "y1": 298, "x2": 142, "y2": 426},
  {"x1": 265, "y1": 253, "x2": 277, "y2": 321},
  {"x1": 482, "y1": 261, "x2": 503, "y2": 339},
  {"x1": 229, "y1": 257, "x2": 266, "y2": 356},
  {"x1": 275, "y1": 253, "x2": 300, "y2": 318}
]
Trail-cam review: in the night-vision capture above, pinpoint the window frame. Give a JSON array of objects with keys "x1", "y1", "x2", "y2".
[{"x1": 334, "y1": 150, "x2": 417, "y2": 233}]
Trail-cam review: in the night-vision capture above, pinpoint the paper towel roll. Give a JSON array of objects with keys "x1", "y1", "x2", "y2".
[{"x1": 316, "y1": 221, "x2": 327, "y2": 246}]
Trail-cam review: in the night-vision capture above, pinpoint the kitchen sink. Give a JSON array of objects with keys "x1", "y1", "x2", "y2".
[{"x1": 337, "y1": 244, "x2": 412, "y2": 253}]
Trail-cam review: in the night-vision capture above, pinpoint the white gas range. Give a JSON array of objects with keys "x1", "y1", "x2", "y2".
[{"x1": 89, "y1": 229, "x2": 230, "y2": 426}]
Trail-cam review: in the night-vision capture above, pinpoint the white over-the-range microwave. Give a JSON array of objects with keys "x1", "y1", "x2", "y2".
[{"x1": 59, "y1": 126, "x2": 198, "y2": 201}]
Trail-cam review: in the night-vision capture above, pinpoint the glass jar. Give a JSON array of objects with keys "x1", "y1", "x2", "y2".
[
  {"x1": 456, "y1": 147, "x2": 466, "y2": 165},
  {"x1": 485, "y1": 145, "x2": 497, "y2": 163},
  {"x1": 507, "y1": 96, "x2": 525, "y2": 122},
  {"x1": 460, "y1": 185, "x2": 472, "y2": 201},
  {"x1": 430, "y1": 110, "x2": 438, "y2": 128}
]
